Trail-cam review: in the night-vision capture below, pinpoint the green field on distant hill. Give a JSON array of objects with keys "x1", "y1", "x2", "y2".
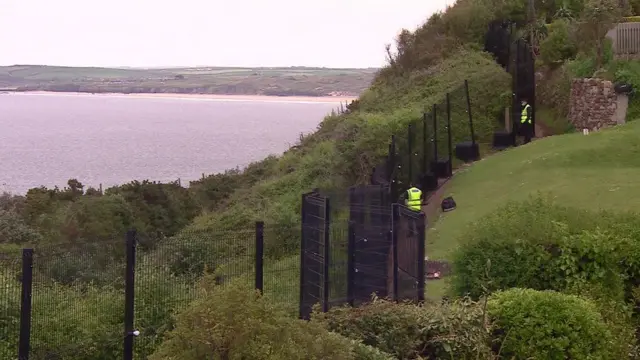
[{"x1": 0, "y1": 65, "x2": 377, "y2": 96}]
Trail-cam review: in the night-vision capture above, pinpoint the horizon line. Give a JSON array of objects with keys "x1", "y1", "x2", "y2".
[{"x1": 0, "y1": 64, "x2": 381, "y2": 70}]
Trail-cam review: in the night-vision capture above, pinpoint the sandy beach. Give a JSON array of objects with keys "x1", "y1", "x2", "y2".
[{"x1": 6, "y1": 91, "x2": 357, "y2": 104}]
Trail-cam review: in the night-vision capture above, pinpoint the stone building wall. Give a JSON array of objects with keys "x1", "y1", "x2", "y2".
[{"x1": 568, "y1": 78, "x2": 620, "y2": 131}]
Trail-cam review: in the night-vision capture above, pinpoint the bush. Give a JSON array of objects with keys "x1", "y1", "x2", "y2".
[
  {"x1": 451, "y1": 196, "x2": 639, "y2": 356},
  {"x1": 0, "y1": 209, "x2": 43, "y2": 245},
  {"x1": 488, "y1": 288, "x2": 616, "y2": 360},
  {"x1": 540, "y1": 19, "x2": 578, "y2": 66},
  {"x1": 536, "y1": 65, "x2": 574, "y2": 117},
  {"x1": 451, "y1": 196, "x2": 639, "y2": 299},
  {"x1": 148, "y1": 280, "x2": 385, "y2": 360},
  {"x1": 313, "y1": 296, "x2": 491, "y2": 359}
]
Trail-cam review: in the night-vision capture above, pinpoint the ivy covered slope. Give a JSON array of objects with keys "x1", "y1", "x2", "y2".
[{"x1": 185, "y1": 50, "x2": 511, "y2": 236}]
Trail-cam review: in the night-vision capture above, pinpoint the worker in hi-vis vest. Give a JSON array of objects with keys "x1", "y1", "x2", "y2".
[
  {"x1": 399, "y1": 183, "x2": 424, "y2": 235},
  {"x1": 404, "y1": 185, "x2": 422, "y2": 212},
  {"x1": 519, "y1": 99, "x2": 533, "y2": 144}
]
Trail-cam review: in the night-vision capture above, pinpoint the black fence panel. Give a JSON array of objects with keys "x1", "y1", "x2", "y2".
[
  {"x1": 484, "y1": 20, "x2": 512, "y2": 69},
  {"x1": 0, "y1": 253, "x2": 22, "y2": 359},
  {"x1": 28, "y1": 240, "x2": 125, "y2": 360},
  {"x1": 299, "y1": 191, "x2": 329, "y2": 320},
  {"x1": 262, "y1": 223, "x2": 301, "y2": 316},
  {"x1": 392, "y1": 204, "x2": 426, "y2": 302},
  {"x1": 432, "y1": 95, "x2": 453, "y2": 179},
  {"x1": 327, "y1": 223, "x2": 349, "y2": 308},
  {"x1": 512, "y1": 37, "x2": 536, "y2": 137},
  {"x1": 349, "y1": 185, "x2": 393, "y2": 305},
  {"x1": 449, "y1": 82, "x2": 481, "y2": 162},
  {"x1": 133, "y1": 226, "x2": 256, "y2": 358}
]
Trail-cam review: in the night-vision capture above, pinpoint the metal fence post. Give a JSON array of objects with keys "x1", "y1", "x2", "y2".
[
  {"x1": 298, "y1": 194, "x2": 307, "y2": 319},
  {"x1": 432, "y1": 104, "x2": 438, "y2": 164},
  {"x1": 391, "y1": 204, "x2": 399, "y2": 302},
  {"x1": 446, "y1": 93, "x2": 453, "y2": 176},
  {"x1": 123, "y1": 230, "x2": 137, "y2": 360},
  {"x1": 389, "y1": 135, "x2": 397, "y2": 199},
  {"x1": 407, "y1": 124, "x2": 413, "y2": 184},
  {"x1": 422, "y1": 112, "x2": 428, "y2": 176},
  {"x1": 18, "y1": 248, "x2": 33, "y2": 360},
  {"x1": 347, "y1": 220, "x2": 356, "y2": 307},
  {"x1": 464, "y1": 79, "x2": 476, "y2": 146},
  {"x1": 529, "y1": 44, "x2": 536, "y2": 133},
  {"x1": 322, "y1": 198, "x2": 331, "y2": 313},
  {"x1": 255, "y1": 221, "x2": 264, "y2": 293},
  {"x1": 512, "y1": 39, "x2": 520, "y2": 142},
  {"x1": 417, "y1": 213, "x2": 426, "y2": 303}
]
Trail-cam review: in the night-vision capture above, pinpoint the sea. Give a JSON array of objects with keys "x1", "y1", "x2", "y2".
[{"x1": 0, "y1": 92, "x2": 343, "y2": 194}]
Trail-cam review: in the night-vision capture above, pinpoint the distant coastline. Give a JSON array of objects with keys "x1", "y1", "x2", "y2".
[
  {"x1": 5, "y1": 91, "x2": 357, "y2": 104},
  {"x1": 0, "y1": 65, "x2": 375, "y2": 101}
]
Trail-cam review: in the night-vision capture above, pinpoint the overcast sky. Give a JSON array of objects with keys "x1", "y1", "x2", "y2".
[{"x1": 0, "y1": 0, "x2": 454, "y2": 68}]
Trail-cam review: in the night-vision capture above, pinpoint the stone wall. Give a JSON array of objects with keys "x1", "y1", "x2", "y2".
[{"x1": 568, "y1": 78, "x2": 620, "y2": 131}]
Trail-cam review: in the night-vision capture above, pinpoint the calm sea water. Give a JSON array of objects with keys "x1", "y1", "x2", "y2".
[{"x1": 0, "y1": 93, "x2": 340, "y2": 194}]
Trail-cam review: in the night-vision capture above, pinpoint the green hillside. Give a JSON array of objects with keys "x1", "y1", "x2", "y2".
[
  {"x1": 6, "y1": 0, "x2": 640, "y2": 358},
  {"x1": 430, "y1": 122, "x2": 640, "y2": 259}
]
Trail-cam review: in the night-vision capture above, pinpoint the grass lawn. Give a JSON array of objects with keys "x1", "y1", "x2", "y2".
[
  {"x1": 428, "y1": 120, "x2": 640, "y2": 262},
  {"x1": 423, "y1": 121, "x2": 640, "y2": 298}
]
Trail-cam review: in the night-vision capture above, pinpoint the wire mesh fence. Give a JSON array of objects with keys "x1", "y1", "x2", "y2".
[
  {"x1": 2, "y1": 201, "x2": 426, "y2": 359},
  {"x1": 368, "y1": 78, "x2": 503, "y2": 198},
  {"x1": 262, "y1": 224, "x2": 302, "y2": 315},
  {"x1": 0, "y1": 221, "x2": 308, "y2": 360},
  {"x1": 0, "y1": 254, "x2": 21, "y2": 360},
  {"x1": 328, "y1": 222, "x2": 349, "y2": 307},
  {"x1": 133, "y1": 227, "x2": 256, "y2": 359},
  {"x1": 29, "y1": 240, "x2": 125, "y2": 360},
  {"x1": 393, "y1": 204, "x2": 426, "y2": 302}
]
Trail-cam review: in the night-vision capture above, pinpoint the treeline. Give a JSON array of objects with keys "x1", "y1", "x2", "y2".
[
  {"x1": 0, "y1": 157, "x2": 279, "y2": 253},
  {"x1": 13, "y1": 84, "x2": 343, "y2": 97}
]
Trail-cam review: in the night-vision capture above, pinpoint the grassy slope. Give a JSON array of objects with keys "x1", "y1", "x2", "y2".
[
  {"x1": 0, "y1": 65, "x2": 376, "y2": 96},
  {"x1": 186, "y1": 49, "x2": 512, "y2": 233},
  {"x1": 164, "y1": 50, "x2": 512, "y2": 312},
  {"x1": 429, "y1": 120, "x2": 640, "y2": 263}
]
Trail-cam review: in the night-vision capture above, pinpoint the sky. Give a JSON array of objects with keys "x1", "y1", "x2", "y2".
[{"x1": 0, "y1": 0, "x2": 454, "y2": 68}]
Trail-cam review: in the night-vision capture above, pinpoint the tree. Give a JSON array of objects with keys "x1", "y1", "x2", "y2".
[{"x1": 578, "y1": 0, "x2": 621, "y2": 68}]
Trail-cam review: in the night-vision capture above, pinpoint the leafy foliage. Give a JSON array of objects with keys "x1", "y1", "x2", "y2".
[
  {"x1": 576, "y1": 0, "x2": 621, "y2": 67},
  {"x1": 488, "y1": 288, "x2": 616, "y2": 360},
  {"x1": 313, "y1": 296, "x2": 491, "y2": 359},
  {"x1": 540, "y1": 19, "x2": 578, "y2": 66},
  {"x1": 451, "y1": 196, "x2": 638, "y2": 357},
  {"x1": 148, "y1": 280, "x2": 393, "y2": 360}
]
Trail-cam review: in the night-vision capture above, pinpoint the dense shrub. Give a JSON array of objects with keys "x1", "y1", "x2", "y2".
[
  {"x1": 0, "y1": 209, "x2": 43, "y2": 245},
  {"x1": 313, "y1": 296, "x2": 491, "y2": 359},
  {"x1": 452, "y1": 196, "x2": 639, "y2": 356},
  {"x1": 105, "y1": 180, "x2": 200, "y2": 237},
  {"x1": 540, "y1": 19, "x2": 578, "y2": 66},
  {"x1": 148, "y1": 280, "x2": 392, "y2": 360},
  {"x1": 536, "y1": 64, "x2": 574, "y2": 118},
  {"x1": 488, "y1": 288, "x2": 616, "y2": 360},
  {"x1": 451, "y1": 196, "x2": 639, "y2": 298}
]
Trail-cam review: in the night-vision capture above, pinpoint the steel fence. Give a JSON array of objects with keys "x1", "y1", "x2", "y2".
[{"x1": 0, "y1": 254, "x2": 21, "y2": 360}]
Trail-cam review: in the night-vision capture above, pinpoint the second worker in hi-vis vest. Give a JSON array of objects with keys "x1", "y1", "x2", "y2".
[{"x1": 519, "y1": 99, "x2": 533, "y2": 144}]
